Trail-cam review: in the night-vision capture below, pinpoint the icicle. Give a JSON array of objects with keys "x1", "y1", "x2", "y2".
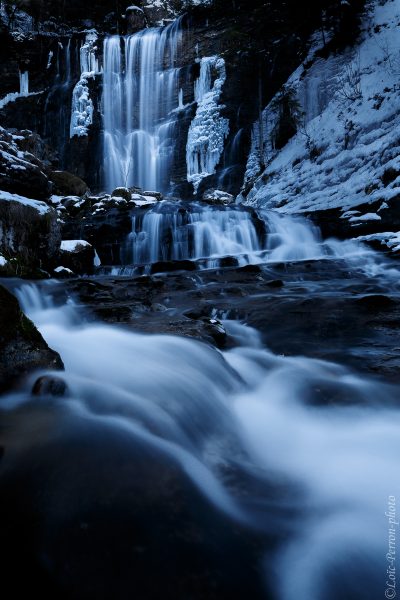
[{"x1": 186, "y1": 56, "x2": 229, "y2": 194}]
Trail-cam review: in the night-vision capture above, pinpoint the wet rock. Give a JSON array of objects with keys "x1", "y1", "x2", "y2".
[
  {"x1": 59, "y1": 240, "x2": 95, "y2": 275},
  {"x1": 266, "y1": 279, "x2": 284, "y2": 288},
  {"x1": 0, "y1": 285, "x2": 63, "y2": 393},
  {"x1": 150, "y1": 260, "x2": 197, "y2": 274},
  {"x1": 0, "y1": 402, "x2": 265, "y2": 599},
  {"x1": 0, "y1": 193, "x2": 61, "y2": 274},
  {"x1": 32, "y1": 375, "x2": 67, "y2": 397},
  {"x1": 50, "y1": 170, "x2": 88, "y2": 197},
  {"x1": 219, "y1": 256, "x2": 239, "y2": 268}
]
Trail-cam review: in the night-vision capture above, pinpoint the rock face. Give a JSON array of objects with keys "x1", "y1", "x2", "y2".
[
  {"x1": 0, "y1": 128, "x2": 51, "y2": 200},
  {"x1": 125, "y1": 6, "x2": 147, "y2": 34},
  {"x1": 0, "y1": 285, "x2": 63, "y2": 392},
  {"x1": 0, "y1": 192, "x2": 61, "y2": 275}
]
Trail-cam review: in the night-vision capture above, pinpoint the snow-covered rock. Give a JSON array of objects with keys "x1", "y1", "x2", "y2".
[
  {"x1": 186, "y1": 56, "x2": 229, "y2": 194},
  {"x1": 60, "y1": 240, "x2": 92, "y2": 253},
  {"x1": 244, "y1": 0, "x2": 400, "y2": 224},
  {"x1": 59, "y1": 239, "x2": 95, "y2": 274}
]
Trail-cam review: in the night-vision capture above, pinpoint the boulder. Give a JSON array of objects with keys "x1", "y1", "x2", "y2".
[
  {"x1": 0, "y1": 192, "x2": 61, "y2": 274},
  {"x1": 125, "y1": 5, "x2": 147, "y2": 33},
  {"x1": 202, "y1": 189, "x2": 235, "y2": 206},
  {"x1": 50, "y1": 171, "x2": 89, "y2": 197},
  {"x1": 111, "y1": 187, "x2": 132, "y2": 202},
  {"x1": 0, "y1": 285, "x2": 63, "y2": 393},
  {"x1": 59, "y1": 240, "x2": 95, "y2": 275}
]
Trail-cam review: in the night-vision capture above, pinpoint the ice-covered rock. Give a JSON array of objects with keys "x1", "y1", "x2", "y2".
[
  {"x1": 202, "y1": 188, "x2": 235, "y2": 206},
  {"x1": 70, "y1": 31, "x2": 100, "y2": 138},
  {"x1": 186, "y1": 56, "x2": 229, "y2": 194}
]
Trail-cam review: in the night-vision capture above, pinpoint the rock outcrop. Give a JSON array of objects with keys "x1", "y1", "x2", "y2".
[
  {"x1": 0, "y1": 191, "x2": 60, "y2": 275},
  {"x1": 0, "y1": 284, "x2": 63, "y2": 392}
]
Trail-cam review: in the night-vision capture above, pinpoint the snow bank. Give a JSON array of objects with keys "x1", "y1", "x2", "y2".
[
  {"x1": 244, "y1": 0, "x2": 400, "y2": 218},
  {"x1": 186, "y1": 56, "x2": 229, "y2": 193}
]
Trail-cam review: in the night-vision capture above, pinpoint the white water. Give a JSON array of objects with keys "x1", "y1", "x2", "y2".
[
  {"x1": 126, "y1": 202, "x2": 261, "y2": 265},
  {"x1": 103, "y1": 19, "x2": 182, "y2": 193},
  {"x1": 11, "y1": 275, "x2": 400, "y2": 599},
  {"x1": 120, "y1": 201, "x2": 390, "y2": 274}
]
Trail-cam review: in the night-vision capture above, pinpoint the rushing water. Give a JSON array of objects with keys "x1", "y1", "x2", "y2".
[
  {"x1": 1, "y1": 213, "x2": 399, "y2": 597},
  {"x1": 103, "y1": 19, "x2": 183, "y2": 193},
  {"x1": 2, "y1": 262, "x2": 397, "y2": 599}
]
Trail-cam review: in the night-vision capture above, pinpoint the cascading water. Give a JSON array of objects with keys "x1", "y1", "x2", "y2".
[
  {"x1": 124, "y1": 202, "x2": 263, "y2": 266},
  {"x1": 117, "y1": 202, "x2": 377, "y2": 273},
  {"x1": 103, "y1": 18, "x2": 183, "y2": 193},
  {"x1": 4, "y1": 272, "x2": 399, "y2": 599}
]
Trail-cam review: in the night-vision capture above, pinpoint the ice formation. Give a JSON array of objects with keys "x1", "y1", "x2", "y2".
[
  {"x1": 0, "y1": 71, "x2": 30, "y2": 110},
  {"x1": 70, "y1": 31, "x2": 99, "y2": 138},
  {"x1": 186, "y1": 56, "x2": 229, "y2": 193}
]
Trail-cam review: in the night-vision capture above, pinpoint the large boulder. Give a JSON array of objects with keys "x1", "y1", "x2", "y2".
[
  {"x1": 0, "y1": 285, "x2": 63, "y2": 393},
  {"x1": 50, "y1": 170, "x2": 89, "y2": 197},
  {"x1": 0, "y1": 192, "x2": 61, "y2": 274},
  {"x1": 59, "y1": 240, "x2": 95, "y2": 275}
]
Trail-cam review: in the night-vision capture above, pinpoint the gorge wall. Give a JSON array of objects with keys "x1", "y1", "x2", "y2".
[{"x1": 0, "y1": 0, "x2": 359, "y2": 197}]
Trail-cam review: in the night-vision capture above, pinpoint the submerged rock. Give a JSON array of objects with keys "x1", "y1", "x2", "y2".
[{"x1": 0, "y1": 285, "x2": 63, "y2": 393}]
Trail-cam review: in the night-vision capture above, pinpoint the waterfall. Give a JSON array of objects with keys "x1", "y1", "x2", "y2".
[
  {"x1": 8, "y1": 279, "x2": 400, "y2": 599},
  {"x1": 103, "y1": 18, "x2": 183, "y2": 193},
  {"x1": 124, "y1": 202, "x2": 263, "y2": 266}
]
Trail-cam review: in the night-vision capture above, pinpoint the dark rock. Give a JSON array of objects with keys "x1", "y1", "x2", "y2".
[
  {"x1": 0, "y1": 401, "x2": 265, "y2": 599},
  {"x1": 150, "y1": 260, "x2": 197, "y2": 274},
  {"x1": 239, "y1": 264, "x2": 262, "y2": 273},
  {"x1": 125, "y1": 5, "x2": 147, "y2": 34},
  {"x1": 219, "y1": 256, "x2": 239, "y2": 268},
  {"x1": 50, "y1": 170, "x2": 88, "y2": 197},
  {"x1": 0, "y1": 128, "x2": 51, "y2": 200},
  {"x1": 32, "y1": 375, "x2": 67, "y2": 397},
  {"x1": 112, "y1": 187, "x2": 131, "y2": 202},
  {"x1": 266, "y1": 279, "x2": 284, "y2": 288},
  {"x1": 59, "y1": 240, "x2": 95, "y2": 275},
  {"x1": 0, "y1": 285, "x2": 63, "y2": 393},
  {"x1": 0, "y1": 194, "x2": 61, "y2": 274}
]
